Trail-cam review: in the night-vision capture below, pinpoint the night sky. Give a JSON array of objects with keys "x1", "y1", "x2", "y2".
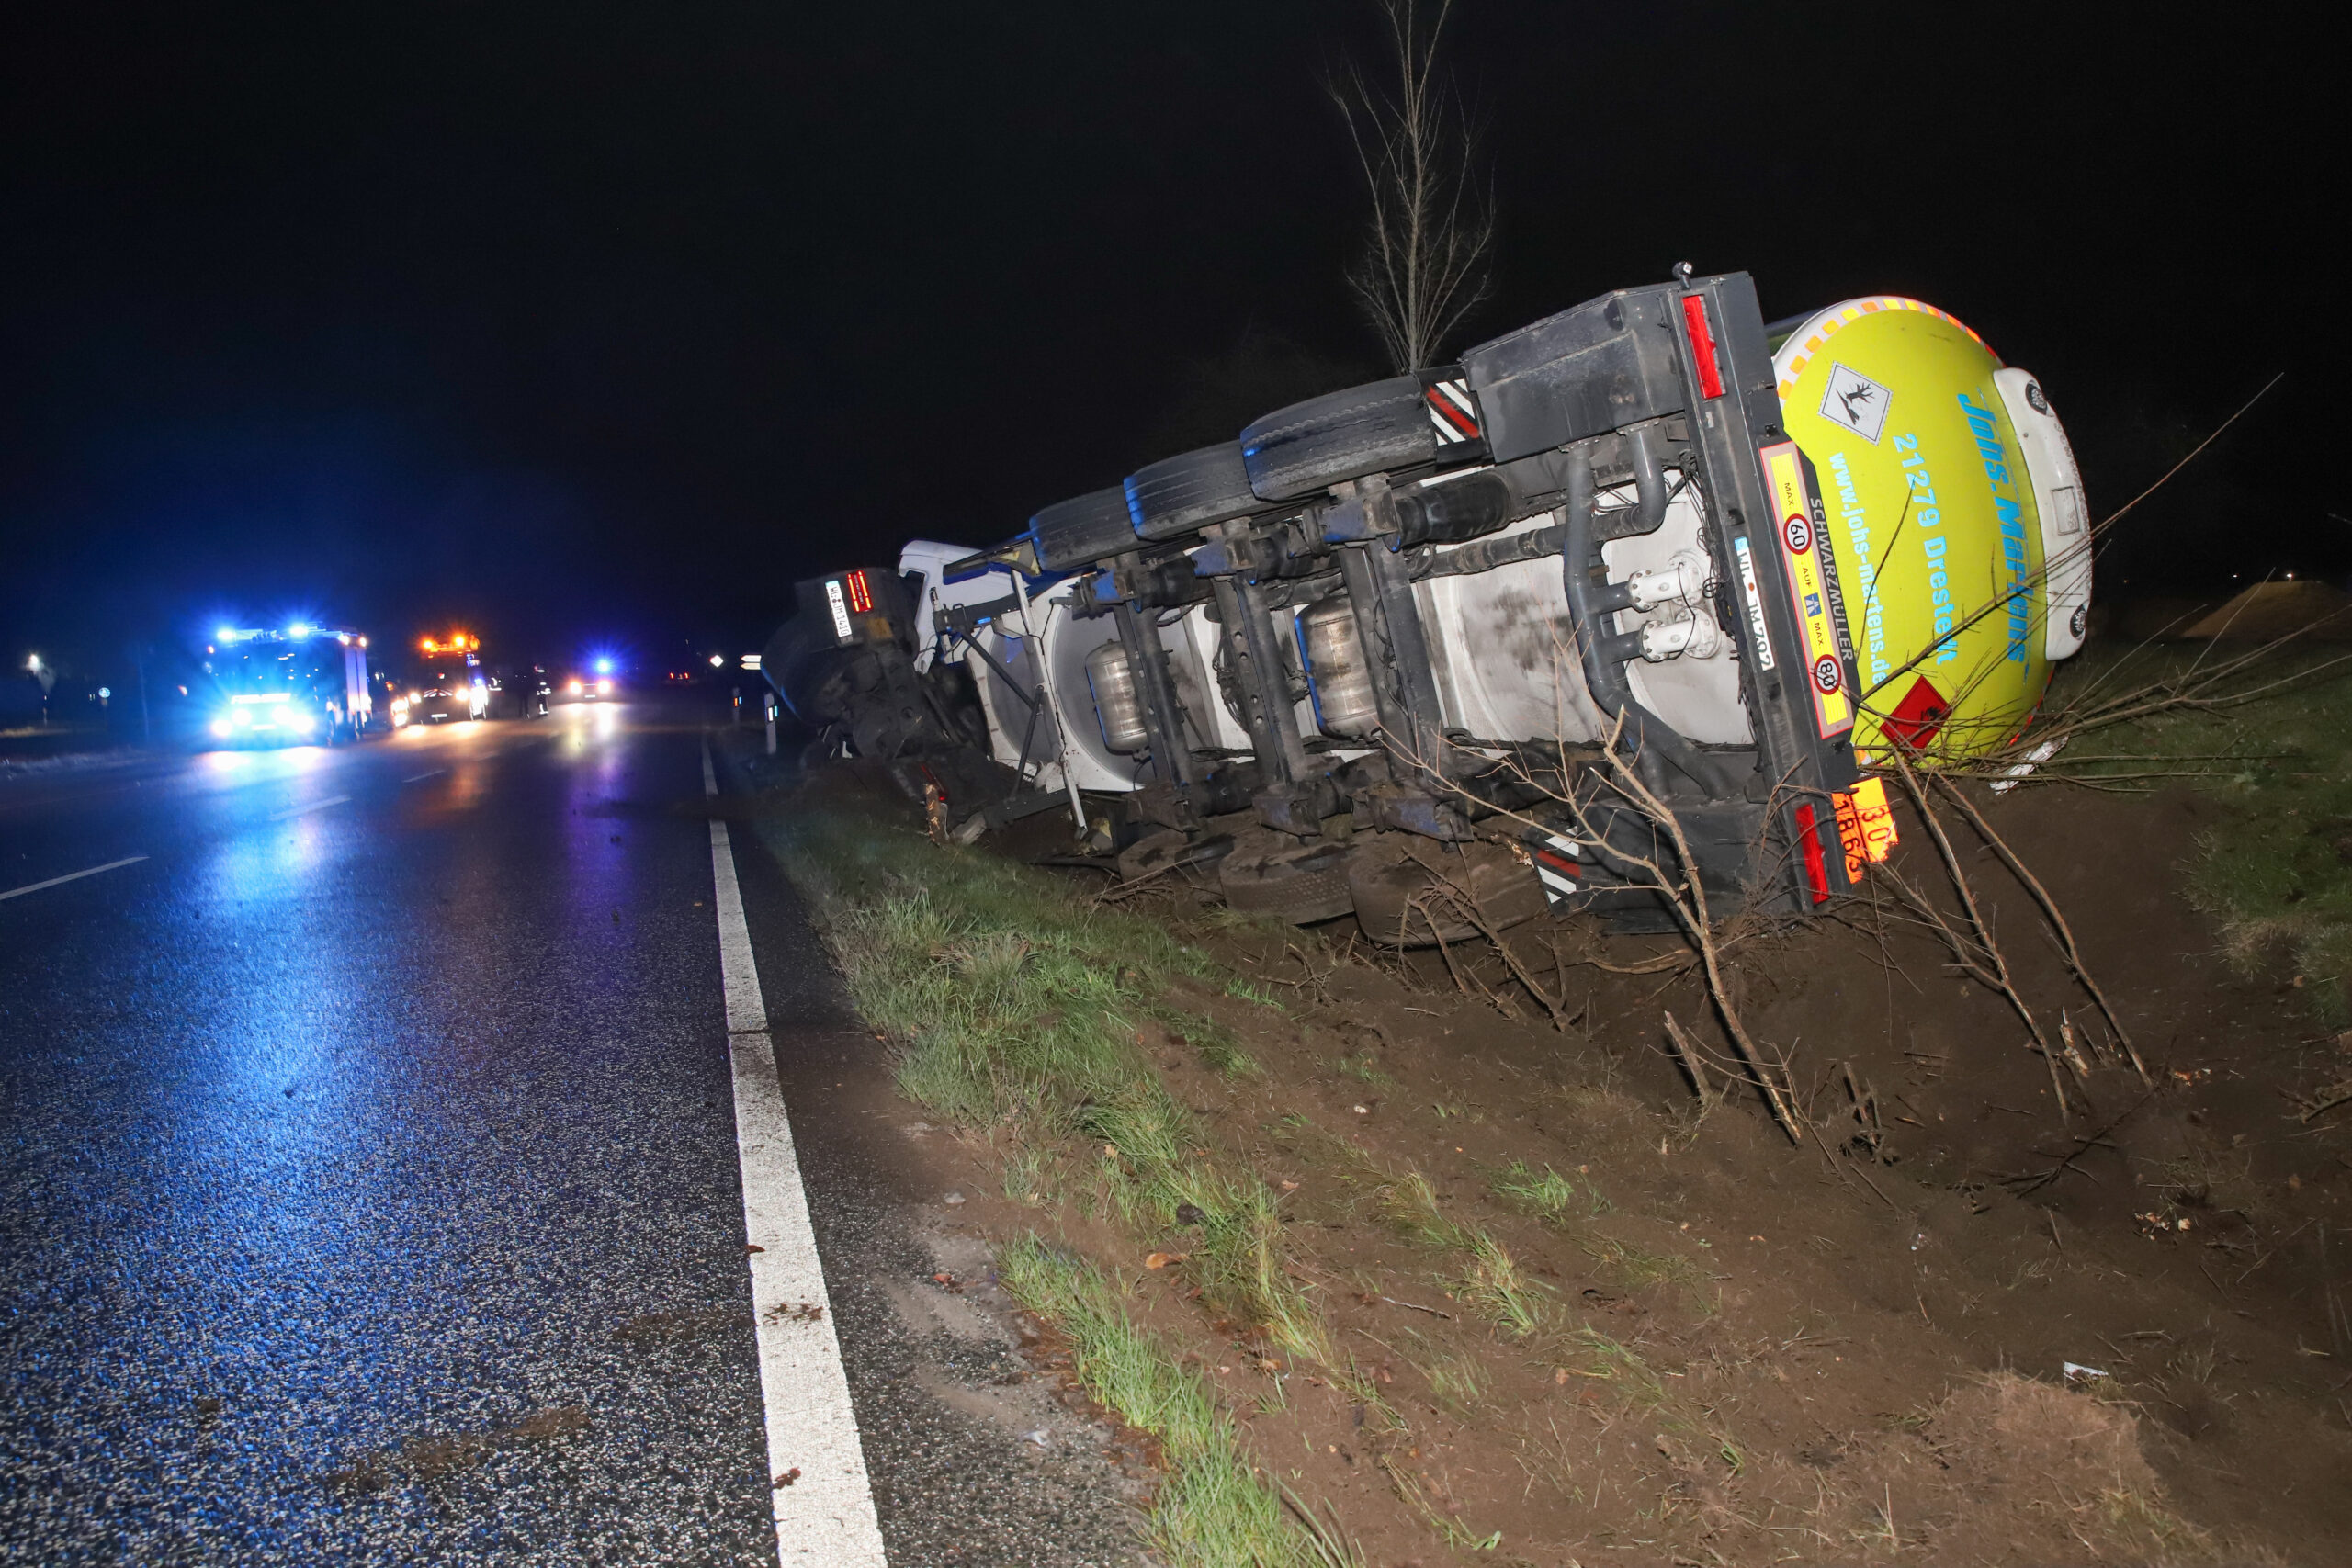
[{"x1": 2, "y1": 2, "x2": 2333, "y2": 679}]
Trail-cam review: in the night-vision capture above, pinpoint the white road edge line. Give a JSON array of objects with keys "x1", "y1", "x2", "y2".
[
  {"x1": 0, "y1": 855, "x2": 150, "y2": 903},
  {"x1": 268, "y1": 795, "x2": 352, "y2": 821},
  {"x1": 702, "y1": 737, "x2": 888, "y2": 1565},
  {"x1": 401, "y1": 770, "x2": 447, "y2": 784}
]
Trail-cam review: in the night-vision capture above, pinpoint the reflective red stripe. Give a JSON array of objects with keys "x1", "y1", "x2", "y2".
[
  {"x1": 1793, "y1": 802, "x2": 1831, "y2": 905},
  {"x1": 1427, "y1": 386, "x2": 1479, "y2": 436},
  {"x1": 845, "y1": 570, "x2": 873, "y2": 614},
  {"x1": 1680, "y1": 294, "x2": 1725, "y2": 400}
]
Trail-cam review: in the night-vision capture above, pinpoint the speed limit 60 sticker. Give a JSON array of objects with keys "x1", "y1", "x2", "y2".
[{"x1": 1761, "y1": 440, "x2": 1853, "y2": 739}]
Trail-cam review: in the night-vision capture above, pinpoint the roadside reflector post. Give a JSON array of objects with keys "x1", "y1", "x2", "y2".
[{"x1": 764, "y1": 694, "x2": 778, "y2": 755}]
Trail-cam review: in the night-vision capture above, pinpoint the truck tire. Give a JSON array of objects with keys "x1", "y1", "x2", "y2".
[
  {"x1": 1029, "y1": 486, "x2": 1141, "y2": 573},
  {"x1": 1217, "y1": 839, "x2": 1356, "y2": 925},
  {"x1": 1125, "y1": 443, "x2": 1264, "y2": 541},
  {"x1": 1348, "y1": 838, "x2": 1548, "y2": 948},
  {"x1": 1239, "y1": 377, "x2": 1437, "y2": 502},
  {"x1": 1116, "y1": 829, "x2": 1235, "y2": 883}
]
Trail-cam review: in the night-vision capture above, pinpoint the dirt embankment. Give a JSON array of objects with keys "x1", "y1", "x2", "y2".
[{"x1": 775, "y1": 751, "x2": 2352, "y2": 1565}]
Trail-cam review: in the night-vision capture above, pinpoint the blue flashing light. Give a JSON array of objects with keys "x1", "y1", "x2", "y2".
[
  {"x1": 217, "y1": 626, "x2": 240, "y2": 643},
  {"x1": 594, "y1": 657, "x2": 614, "y2": 675},
  {"x1": 288, "y1": 623, "x2": 312, "y2": 639}
]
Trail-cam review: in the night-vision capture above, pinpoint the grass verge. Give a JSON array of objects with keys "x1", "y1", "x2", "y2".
[
  {"x1": 998, "y1": 1237, "x2": 1310, "y2": 1568},
  {"x1": 760, "y1": 792, "x2": 1346, "y2": 1564},
  {"x1": 2036, "y1": 642, "x2": 2352, "y2": 1025},
  {"x1": 763, "y1": 794, "x2": 1327, "y2": 1357}
]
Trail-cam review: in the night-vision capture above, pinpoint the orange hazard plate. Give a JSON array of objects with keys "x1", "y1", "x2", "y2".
[{"x1": 1833, "y1": 776, "x2": 1898, "y2": 880}]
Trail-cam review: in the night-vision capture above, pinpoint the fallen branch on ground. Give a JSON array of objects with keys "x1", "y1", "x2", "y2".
[
  {"x1": 1928, "y1": 772, "x2": 2151, "y2": 1087},
  {"x1": 1884, "y1": 746, "x2": 2078, "y2": 1122}
]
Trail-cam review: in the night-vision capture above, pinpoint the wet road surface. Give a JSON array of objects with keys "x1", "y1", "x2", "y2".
[{"x1": 0, "y1": 704, "x2": 1143, "y2": 1566}]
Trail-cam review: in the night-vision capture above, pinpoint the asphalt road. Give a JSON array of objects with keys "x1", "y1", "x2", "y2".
[{"x1": 0, "y1": 701, "x2": 1143, "y2": 1566}]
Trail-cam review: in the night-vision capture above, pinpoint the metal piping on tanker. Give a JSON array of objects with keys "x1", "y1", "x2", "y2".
[{"x1": 1557, "y1": 453, "x2": 1739, "y2": 798}]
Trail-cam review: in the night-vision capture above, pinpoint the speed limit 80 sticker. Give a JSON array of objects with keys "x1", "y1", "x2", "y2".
[{"x1": 1760, "y1": 440, "x2": 1853, "y2": 739}]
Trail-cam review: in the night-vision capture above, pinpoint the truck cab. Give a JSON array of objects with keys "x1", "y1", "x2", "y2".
[{"x1": 391, "y1": 632, "x2": 491, "y2": 727}]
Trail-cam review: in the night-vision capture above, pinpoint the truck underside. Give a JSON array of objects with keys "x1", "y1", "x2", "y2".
[{"x1": 770, "y1": 268, "x2": 2087, "y2": 942}]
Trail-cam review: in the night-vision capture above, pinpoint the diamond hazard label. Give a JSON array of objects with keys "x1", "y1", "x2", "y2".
[{"x1": 1820, "y1": 362, "x2": 1891, "y2": 445}]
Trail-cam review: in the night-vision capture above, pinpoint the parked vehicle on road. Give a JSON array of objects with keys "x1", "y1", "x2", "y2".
[
  {"x1": 202, "y1": 624, "x2": 376, "y2": 746},
  {"x1": 391, "y1": 631, "x2": 492, "y2": 727},
  {"x1": 555, "y1": 660, "x2": 619, "y2": 705},
  {"x1": 771, "y1": 268, "x2": 2089, "y2": 938}
]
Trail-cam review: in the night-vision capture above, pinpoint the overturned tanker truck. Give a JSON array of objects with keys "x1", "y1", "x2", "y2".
[{"x1": 767, "y1": 267, "x2": 2090, "y2": 941}]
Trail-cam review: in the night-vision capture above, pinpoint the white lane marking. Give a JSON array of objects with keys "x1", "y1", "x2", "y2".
[
  {"x1": 702, "y1": 737, "x2": 888, "y2": 1565},
  {"x1": 268, "y1": 795, "x2": 352, "y2": 821},
  {"x1": 401, "y1": 770, "x2": 447, "y2": 784},
  {"x1": 0, "y1": 855, "x2": 149, "y2": 903}
]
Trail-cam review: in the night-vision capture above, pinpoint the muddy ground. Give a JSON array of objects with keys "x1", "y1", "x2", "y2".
[{"x1": 814, "y1": 761, "x2": 2352, "y2": 1565}]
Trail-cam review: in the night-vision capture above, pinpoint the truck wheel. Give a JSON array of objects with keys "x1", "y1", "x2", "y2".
[
  {"x1": 1239, "y1": 377, "x2": 1437, "y2": 502},
  {"x1": 1125, "y1": 443, "x2": 1264, "y2": 541},
  {"x1": 1216, "y1": 839, "x2": 1355, "y2": 925},
  {"x1": 1348, "y1": 838, "x2": 1549, "y2": 948},
  {"x1": 1116, "y1": 829, "x2": 1234, "y2": 883},
  {"x1": 1028, "y1": 486, "x2": 1143, "y2": 573}
]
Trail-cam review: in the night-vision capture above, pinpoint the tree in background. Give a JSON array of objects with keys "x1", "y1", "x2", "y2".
[{"x1": 1329, "y1": 0, "x2": 1494, "y2": 374}]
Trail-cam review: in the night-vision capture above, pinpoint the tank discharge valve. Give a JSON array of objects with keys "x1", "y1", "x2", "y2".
[
  {"x1": 1624, "y1": 551, "x2": 1713, "y2": 614},
  {"x1": 1635, "y1": 609, "x2": 1723, "y2": 663}
]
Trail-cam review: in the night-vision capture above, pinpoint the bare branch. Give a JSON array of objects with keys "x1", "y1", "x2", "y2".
[
  {"x1": 1883, "y1": 745, "x2": 2080, "y2": 1122},
  {"x1": 1925, "y1": 772, "x2": 2151, "y2": 1087},
  {"x1": 1329, "y1": 0, "x2": 1494, "y2": 370}
]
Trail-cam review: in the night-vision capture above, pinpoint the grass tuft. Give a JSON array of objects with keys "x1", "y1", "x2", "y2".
[
  {"x1": 998, "y1": 1237, "x2": 1312, "y2": 1568},
  {"x1": 1192, "y1": 1021, "x2": 1262, "y2": 1079},
  {"x1": 1448, "y1": 1230, "x2": 1549, "y2": 1339},
  {"x1": 1366, "y1": 1164, "x2": 1551, "y2": 1337},
  {"x1": 1488, "y1": 1160, "x2": 1605, "y2": 1220},
  {"x1": 1579, "y1": 1233, "x2": 1704, "y2": 1295},
  {"x1": 1372, "y1": 1170, "x2": 1451, "y2": 1247}
]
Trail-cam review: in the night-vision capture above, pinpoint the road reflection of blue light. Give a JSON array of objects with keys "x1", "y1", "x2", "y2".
[
  {"x1": 561, "y1": 710, "x2": 633, "y2": 931},
  {"x1": 0, "y1": 693, "x2": 796, "y2": 1554},
  {"x1": 555, "y1": 700, "x2": 624, "y2": 757}
]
